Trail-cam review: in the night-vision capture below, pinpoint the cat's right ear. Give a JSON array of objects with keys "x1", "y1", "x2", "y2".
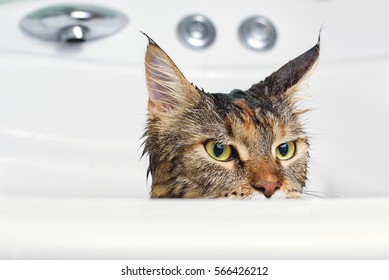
[
  {"x1": 248, "y1": 36, "x2": 320, "y2": 98},
  {"x1": 144, "y1": 35, "x2": 201, "y2": 120}
]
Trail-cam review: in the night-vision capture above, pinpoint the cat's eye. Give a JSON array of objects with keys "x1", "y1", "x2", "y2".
[
  {"x1": 275, "y1": 141, "x2": 296, "y2": 160},
  {"x1": 205, "y1": 140, "x2": 234, "y2": 162}
]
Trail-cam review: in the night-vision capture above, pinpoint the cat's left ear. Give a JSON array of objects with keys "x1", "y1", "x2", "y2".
[
  {"x1": 144, "y1": 35, "x2": 201, "y2": 120},
  {"x1": 249, "y1": 36, "x2": 320, "y2": 97}
]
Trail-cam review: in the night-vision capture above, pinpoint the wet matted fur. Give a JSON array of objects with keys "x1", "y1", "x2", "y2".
[{"x1": 142, "y1": 34, "x2": 320, "y2": 199}]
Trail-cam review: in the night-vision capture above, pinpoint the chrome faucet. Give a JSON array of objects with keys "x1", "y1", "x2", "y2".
[{"x1": 20, "y1": 4, "x2": 128, "y2": 43}]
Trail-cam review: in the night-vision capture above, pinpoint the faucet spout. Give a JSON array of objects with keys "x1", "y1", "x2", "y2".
[{"x1": 60, "y1": 25, "x2": 88, "y2": 43}]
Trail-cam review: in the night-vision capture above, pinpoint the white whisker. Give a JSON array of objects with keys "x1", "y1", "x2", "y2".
[
  {"x1": 303, "y1": 192, "x2": 325, "y2": 199},
  {"x1": 303, "y1": 190, "x2": 348, "y2": 199}
]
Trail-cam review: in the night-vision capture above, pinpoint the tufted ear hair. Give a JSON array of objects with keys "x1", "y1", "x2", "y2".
[
  {"x1": 248, "y1": 36, "x2": 320, "y2": 98},
  {"x1": 144, "y1": 34, "x2": 201, "y2": 120}
]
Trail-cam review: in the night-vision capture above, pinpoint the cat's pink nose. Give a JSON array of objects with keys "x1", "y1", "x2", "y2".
[{"x1": 253, "y1": 182, "x2": 280, "y2": 198}]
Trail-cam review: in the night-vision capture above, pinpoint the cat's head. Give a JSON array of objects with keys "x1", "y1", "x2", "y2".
[{"x1": 143, "y1": 34, "x2": 319, "y2": 199}]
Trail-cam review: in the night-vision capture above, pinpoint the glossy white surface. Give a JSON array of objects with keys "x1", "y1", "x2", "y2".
[
  {"x1": 0, "y1": 0, "x2": 388, "y2": 259},
  {"x1": 1, "y1": 195, "x2": 389, "y2": 259}
]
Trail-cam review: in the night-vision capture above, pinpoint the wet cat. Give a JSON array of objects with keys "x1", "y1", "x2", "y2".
[{"x1": 142, "y1": 34, "x2": 319, "y2": 199}]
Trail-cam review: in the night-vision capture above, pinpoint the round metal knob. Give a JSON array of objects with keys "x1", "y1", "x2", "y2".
[
  {"x1": 20, "y1": 4, "x2": 128, "y2": 43},
  {"x1": 239, "y1": 16, "x2": 277, "y2": 51},
  {"x1": 177, "y1": 14, "x2": 216, "y2": 49}
]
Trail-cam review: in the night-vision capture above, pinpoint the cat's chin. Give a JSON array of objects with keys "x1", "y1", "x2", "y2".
[
  {"x1": 249, "y1": 190, "x2": 288, "y2": 200},
  {"x1": 248, "y1": 190, "x2": 303, "y2": 200}
]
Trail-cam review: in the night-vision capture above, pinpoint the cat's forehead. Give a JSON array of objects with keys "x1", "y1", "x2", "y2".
[
  {"x1": 210, "y1": 90, "x2": 285, "y2": 120},
  {"x1": 206, "y1": 90, "x2": 303, "y2": 143}
]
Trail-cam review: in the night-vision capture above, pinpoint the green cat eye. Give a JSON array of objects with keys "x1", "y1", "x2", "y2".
[
  {"x1": 205, "y1": 140, "x2": 233, "y2": 162},
  {"x1": 275, "y1": 141, "x2": 296, "y2": 160}
]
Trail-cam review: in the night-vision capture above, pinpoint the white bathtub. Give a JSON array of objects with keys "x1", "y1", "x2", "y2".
[{"x1": 0, "y1": 0, "x2": 388, "y2": 259}]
